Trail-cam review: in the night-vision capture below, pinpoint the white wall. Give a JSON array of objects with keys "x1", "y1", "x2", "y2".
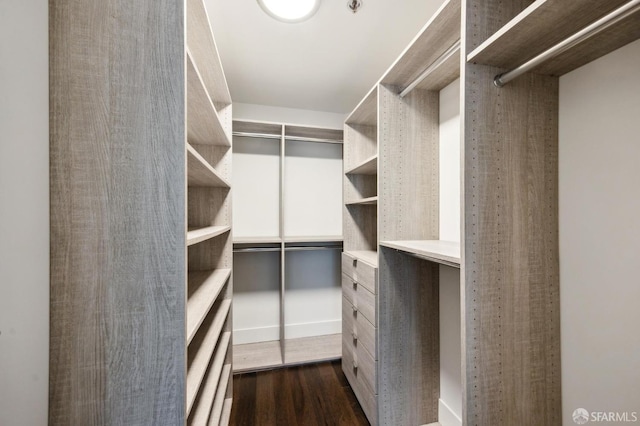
[
  {"x1": 559, "y1": 39, "x2": 640, "y2": 423},
  {"x1": 438, "y1": 78, "x2": 463, "y2": 426},
  {"x1": 234, "y1": 102, "x2": 346, "y2": 129},
  {"x1": 0, "y1": 1, "x2": 49, "y2": 425}
]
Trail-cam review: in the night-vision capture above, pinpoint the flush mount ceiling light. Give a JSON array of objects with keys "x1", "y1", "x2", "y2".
[{"x1": 258, "y1": 0, "x2": 321, "y2": 23}]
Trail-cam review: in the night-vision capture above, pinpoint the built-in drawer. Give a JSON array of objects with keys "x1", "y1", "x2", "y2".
[
  {"x1": 341, "y1": 252, "x2": 377, "y2": 294},
  {"x1": 342, "y1": 338, "x2": 378, "y2": 425},
  {"x1": 342, "y1": 297, "x2": 376, "y2": 360},
  {"x1": 341, "y1": 274, "x2": 376, "y2": 326}
]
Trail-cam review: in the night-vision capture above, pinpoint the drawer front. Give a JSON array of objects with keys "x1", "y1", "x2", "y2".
[
  {"x1": 342, "y1": 337, "x2": 378, "y2": 424},
  {"x1": 341, "y1": 253, "x2": 377, "y2": 294},
  {"x1": 342, "y1": 297, "x2": 376, "y2": 360},
  {"x1": 342, "y1": 274, "x2": 376, "y2": 327},
  {"x1": 355, "y1": 336, "x2": 377, "y2": 395}
]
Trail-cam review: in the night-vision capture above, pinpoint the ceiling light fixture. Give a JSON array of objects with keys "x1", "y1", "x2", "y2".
[
  {"x1": 347, "y1": 0, "x2": 362, "y2": 13},
  {"x1": 257, "y1": 0, "x2": 321, "y2": 23}
]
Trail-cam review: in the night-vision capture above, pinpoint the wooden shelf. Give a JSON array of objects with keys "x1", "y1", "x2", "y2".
[
  {"x1": 188, "y1": 362, "x2": 231, "y2": 425},
  {"x1": 344, "y1": 250, "x2": 378, "y2": 268},
  {"x1": 186, "y1": 331, "x2": 231, "y2": 415},
  {"x1": 284, "y1": 236, "x2": 343, "y2": 243},
  {"x1": 233, "y1": 120, "x2": 283, "y2": 138},
  {"x1": 187, "y1": 144, "x2": 230, "y2": 188},
  {"x1": 187, "y1": 225, "x2": 231, "y2": 246},
  {"x1": 233, "y1": 341, "x2": 283, "y2": 372},
  {"x1": 187, "y1": 50, "x2": 231, "y2": 146},
  {"x1": 187, "y1": 269, "x2": 231, "y2": 343},
  {"x1": 380, "y1": 240, "x2": 460, "y2": 268},
  {"x1": 186, "y1": 0, "x2": 231, "y2": 106},
  {"x1": 233, "y1": 236, "x2": 281, "y2": 244},
  {"x1": 467, "y1": 0, "x2": 639, "y2": 76},
  {"x1": 285, "y1": 125, "x2": 343, "y2": 143},
  {"x1": 345, "y1": 154, "x2": 378, "y2": 175},
  {"x1": 345, "y1": 85, "x2": 378, "y2": 126},
  {"x1": 284, "y1": 334, "x2": 342, "y2": 365},
  {"x1": 209, "y1": 364, "x2": 232, "y2": 426},
  {"x1": 381, "y1": 0, "x2": 461, "y2": 91},
  {"x1": 346, "y1": 196, "x2": 378, "y2": 206},
  {"x1": 219, "y1": 398, "x2": 233, "y2": 426}
]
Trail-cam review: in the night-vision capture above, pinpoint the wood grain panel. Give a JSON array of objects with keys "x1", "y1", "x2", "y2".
[
  {"x1": 49, "y1": 0, "x2": 185, "y2": 424},
  {"x1": 381, "y1": 0, "x2": 461, "y2": 88},
  {"x1": 285, "y1": 125, "x2": 343, "y2": 142},
  {"x1": 377, "y1": 248, "x2": 439, "y2": 426},
  {"x1": 378, "y1": 85, "x2": 439, "y2": 242},
  {"x1": 345, "y1": 86, "x2": 378, "y2": 126},
  {"x1": 464, "y1": 0, "x2": 534, "y2": 53},
  {"x1": 463, "y1": 62, "x2": 561, "y2": 425},
  {"x1": 233, "y1": 120, "x2": 282, "y2": 137}
]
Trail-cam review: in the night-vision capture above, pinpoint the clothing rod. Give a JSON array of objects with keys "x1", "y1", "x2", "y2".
[
  {"x1": 233, "y1": 247, "x2": 282, "y2": 253},
  {"x1": 494, "y1": 0, "x2": 640, "y2": 87},
  {"x1": 399, "y1": 39, "x2": 461, "y2": 98},
  {"x1": 284, "y1": 246, "x2": 343, "y2": 252},
  {"x1": 232, "y1": 131, "x2": 343, "y2": 144}
]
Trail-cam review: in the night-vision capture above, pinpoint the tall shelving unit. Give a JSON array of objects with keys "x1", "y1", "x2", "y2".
[
  {"x1": 49, "y1": 0, "x2": 234, "y2": 424},
  {"x1": 232, "y1": 120, "x2": 344, "y2": 372},
  {"x1": 343, "y1": 0, "x2": 640, "y2": 425},
  {"x1": 186, "y1": 0, "x2": 234, "y2": 424}
]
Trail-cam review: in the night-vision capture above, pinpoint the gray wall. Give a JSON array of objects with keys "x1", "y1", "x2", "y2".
[{"x1": 0, "y1": 1, "x2": 49, "y2": 425}]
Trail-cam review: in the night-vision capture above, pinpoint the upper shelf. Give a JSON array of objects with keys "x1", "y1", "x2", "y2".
[
  {"x1": 380, "y1": 240, "x2": 460, "y2": 268},
  {"x1": 345, "y1": 154, "x2": 377, "y2": 175},
  {"x1": 381, "y1": 0, "x2": 461, "y2": 91},
  {"x1": 187, "y1": 144, "x2": 230, "y2": 188},
  {"x1": 467, "y1": 0, "x2": 640, "y2": 76},
  {"x1": 345, "y1": 250, "x2": 378, "y2": 268},
  {"x1": 285, "y1": 125, "x2": 343, "y2": 144},
  {"x1": 186, "y1": 0, "x2": 231, "y2": 106},
  {"x1": 186, "y1": 269, "x2": 231, "y2": 344},
  {"x1": 187, "y1": 51, "x2": 231, "y2": 146},
  {"x1": 345, "y1": 86, "x2": 378, "y2": 126},
  {"x1": 233, "y1": 120, "x2": 283, "y2": 139}
]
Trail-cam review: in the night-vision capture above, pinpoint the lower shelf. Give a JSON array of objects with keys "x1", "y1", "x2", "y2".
[
  {"x1": 233, "y1": 334, "x2": 342, "y2": 373},
  {"x1": 219, "y1": 398, "x2": 233, "y2": 426},
  {"x1": 379, "y1": 240, "x2": 460, "y2": 267}
]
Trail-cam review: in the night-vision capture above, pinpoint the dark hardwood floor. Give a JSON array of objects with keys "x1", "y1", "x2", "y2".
[{"x1": 229, "y1": 360, "x2": 369, "y2": 426}]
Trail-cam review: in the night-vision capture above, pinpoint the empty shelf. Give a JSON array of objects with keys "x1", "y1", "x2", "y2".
[
  {"x1": 345, "y1": 85, "x2": 378, "y2": 126},
  {"x1": 187, "y1": 144, "x2": 230, "y2": 188},
  {"x1": 466, "y1": 0, "x2": 638, "y2": 76},
  {"x1": 380, "y1": 240, "x2": 460, "y2": 267},
  {"x1": 187, "y1": 51, "x2": 231, "y2": 146},
  {"x1": 233, "y1": 341, "x2": 283, "y2": 372},
  {"x1": 345, "y1": 250, "x2": 378, "y2": 268},
  {"x1": 284, "y1": 334, "x2": 342, "y2": 365},
  {"x1": 284, "y1": 236, "x2": 343, "y2": 243},
  {"x1": 188, "y1": 362, "x2": 231, "y2": 425},
  {"x1": 187, "y1": 269, "x2": 231, "y2": 343},
  {"x1": 219, "y1": 398, "x2": 233, "y2": 426},
  {"x1": 187, "y1": 331, "x2": 231, "y2": 415},
  {"x1": 187, "y1": 225, "x2": 231, "y2": 246},
  {"x1": 233, "y1": 236, "x2": 282, "y2": 244},
  {"x1": 345, "y1": 154, "x2": 377, "y2": 175},
  {"x1": 208, "y1": 364, "x2": 232, "y2": 426},
  {"x1": 346, "y1": 196, "x2": 378, "y2": 206}
]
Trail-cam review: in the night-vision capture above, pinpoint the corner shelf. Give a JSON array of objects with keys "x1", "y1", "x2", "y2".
[
  {"x1": 346, "y1": 196, "x2": 378, "y2": 206},
  {"x1": 345, "y1": 154, "x2": 378, "y2": 175},
  {"x1": 284, "y1": 334, "x2": 342, "y2": 365},
  {"x1": 187, "y1": 269, "x2": 231, "y2": 343},
  {"x1": 380, "y1": 240, "x2": 460, "y2": 268},
  {"x1": 233, "y1": 341, "x2": 282, "y2": 373},
  {"x1": 187, "y1": 144, "x2": 230, "y2": 188},
  {"x1": 186, "y1": 50, "x2": 231, "y2": 146},
  {"x1": 466, "y1": 0, "x2": 640, "y2": 76},
  {"x1": 344, "y1": 250, "x2": 378, "y2": 268},
  {"x1": 186, "y1": 330, "x2": 231, "y2": 415},
  {"x1": 187, "y1": 225, "x2": 231, "y2": 246}
]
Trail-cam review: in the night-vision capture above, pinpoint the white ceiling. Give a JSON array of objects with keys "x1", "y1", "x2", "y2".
[{"x1": 205, "y1": 0, "x2": 446, "y2": 114}]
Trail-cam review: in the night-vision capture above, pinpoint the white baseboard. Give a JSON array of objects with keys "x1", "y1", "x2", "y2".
[
  {"x1": 233, "y1": 325, "x2": 280, "y2": 345},
  {"x1": 284, "y1": 319, "x2": 341, "y2": 339},
  {"x1": 438, "y1": 398, "x2": 462, "y2": 426}
]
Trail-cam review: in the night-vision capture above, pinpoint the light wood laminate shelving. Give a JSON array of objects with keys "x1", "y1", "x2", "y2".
[
  {"x1": 379, "y1": 240, "x2": 460, "y2": 268},
  {"x1": 219, "y1": 398, "x2": 233, "y2": 426},
  {"x1": 346, "y1": 196, "x2": 378, "y2": 206},
  {"x1": 188, "y1": 363, "x2": 231, "y2": 426},
  {"x1": 187, "y1": 144, "x2": 231, "y2": 188},
  {"x1": 344, "y1": 250, "x2": 379, "y2": 268},
  {"x1": 283, "y1": 334, "x2": 342, "y2": 365},
  {"x1": 186, "y1": 269, "x2": 231, "y2": 343},
  {"x1": 233, "y1": 341, "x2": 283, "y2": 373},
  {"x1": 233, "y1": 236, "x2": 282, "y2": 244},
  {"x1": 187, "y1": 330, "x2": 231, "y2": 414},
  {"x1": 284, "y1": 236, "x2": 344, "y2": 243},
  {"x1": 345, "y1": 154, "x2": 378, "y2": 175},
  {"x1": 467, "y1": 0, "x2": 639, "y2": 75},
  {"x1": 209, "y1": 365, "x2": 232, "y2": 426},
  {"x1": 186, "y1": 51, "x2": 231, "y2": 147},
  {"x1": 187, "y1": 225, "x2": 231, "y2": 246}
]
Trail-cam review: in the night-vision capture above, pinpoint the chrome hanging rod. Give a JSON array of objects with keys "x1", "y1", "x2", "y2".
[
  {"x1": 232, "y1": 131, "x2": 342, "y2": 144},
  {"x1": 233, "y1": 247, "x2": 281, "y2": 253},
  {"x1": 494, "y1": 0, "x2": 640, "y2": 87},
  {"x1": 284, "y1": 246, "x2": 343, "y2": 252},
  {"x1": 399, "y1": 39, "x2": 461, "y2": 98}
]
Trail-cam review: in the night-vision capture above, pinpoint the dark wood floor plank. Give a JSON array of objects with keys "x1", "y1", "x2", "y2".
[{"x1": 230, "y1": 360, "x2": 369, "y2": 426}]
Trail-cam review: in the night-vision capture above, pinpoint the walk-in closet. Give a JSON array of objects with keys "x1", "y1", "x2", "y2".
[{"x1": 2, "y1": 0, "x2": 639, "y2": 425}]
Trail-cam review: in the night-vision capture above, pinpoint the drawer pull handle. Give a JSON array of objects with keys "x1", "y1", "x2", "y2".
[
  {"x1": 352, "y1": 305, "x2": 358, "y2": 313},
  {"x1": 353, "y1": 357, "x2": 358, "y2": 371},
  {"x1": 353, "y1": 259, "x2": 357, "y2": 267},
  {"x1": 352, "y1": 280, "x2": 357, "y2": 289},
  {"x1": 351, "y1": 331, "x2": 358, "y2": 341}
]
